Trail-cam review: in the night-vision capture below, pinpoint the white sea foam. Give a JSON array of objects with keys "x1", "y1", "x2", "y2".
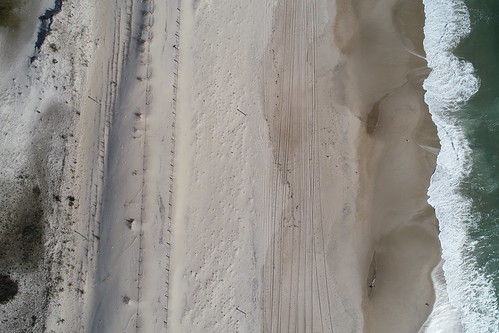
[
  {"x1": 423, "y1": 0, "x2": 499, "y2": 332},
  {"x1": 419, "y1": 261, "x2": 464, "y2": 333}
]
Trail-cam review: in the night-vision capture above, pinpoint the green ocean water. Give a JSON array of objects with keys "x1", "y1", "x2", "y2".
[
  {"x1": 423, "y1": 0, "x2": 499, "y2": 330},
  {"x1": 456, "y1": 0, "x2": 499, "y2": 303}
]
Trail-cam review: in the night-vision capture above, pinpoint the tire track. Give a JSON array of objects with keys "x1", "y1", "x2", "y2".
[
  {"x1": 312, "y1": 0, "x2": 334, "y2": 329},
  {"x1": 263, "y1": 0, "x2": 334, "y2": 331},
  {"x1": 276, "y1": 0, "x2": 295, "y2": 330},
  {"x1": 286, "y1": 2, "x2": 302, "y2": 331},
  {"x1": 86, "y1": 0, "x2": 153, "y2": 330},
  {"x1": 87, "y1": 0, "x2": 127, "y2": 264},
  {"x1": 270, "y1": 0, "x2": 289, "y2": 331}
]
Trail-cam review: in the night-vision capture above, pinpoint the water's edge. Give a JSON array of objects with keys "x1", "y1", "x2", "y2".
[
  {"x1": 31, "y1": 0, "x2": 63, "y2": 62},
  {"x1": 422, "y1": 0, "x2": 499, "y2": 331}
]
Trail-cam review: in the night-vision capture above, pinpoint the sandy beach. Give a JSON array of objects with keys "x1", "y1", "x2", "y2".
[
  {"x1": 0, "y1": 0, "x2": 444, "y2": 332},
  {"x1": 335, "y1": 0, "x2": 442, "y2": 331}
]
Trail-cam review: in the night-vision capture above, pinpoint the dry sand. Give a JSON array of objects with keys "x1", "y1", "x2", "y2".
[{"x1": 0, "y1": 0, "x2": 443, "y2": 332}]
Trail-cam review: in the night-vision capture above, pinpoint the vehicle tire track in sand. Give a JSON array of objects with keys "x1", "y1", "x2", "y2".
[
  {"x1": 85, "y1": 0, "x2": 133, "y2": 281},
  {"x1": 78, "y1": 0, "x2": 182, "y2": 330},
  {"x1": 84, "y1": 0, "x2": 134, "y2": 330},
  {"x1": 310, "y1": 0, "x2": 334, "y2": 330},
  {"x1": 88, "y1": 0, "x2": 126, "y2": 255},
  {"x1": 263, "y1": 0, "x2": 334, "y2": 331}
]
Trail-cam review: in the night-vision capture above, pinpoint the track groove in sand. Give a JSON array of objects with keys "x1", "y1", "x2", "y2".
[
  {"x1": 263, "y1": 1, "x2": 334, "y2": 331},
  {"x1": 86, "y1": 0, "x2": 130, "y2": 272},
  {"x1": 83, "y1": 0, "x2": 180, "y2": 330},
  {"x1": 76, "y1": 1, "x2": 137, "y2": 331}
]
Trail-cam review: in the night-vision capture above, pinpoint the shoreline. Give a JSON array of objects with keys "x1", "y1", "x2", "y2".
[{"x1": 423, "y1": 0, "x2": 499, "y2": 330}]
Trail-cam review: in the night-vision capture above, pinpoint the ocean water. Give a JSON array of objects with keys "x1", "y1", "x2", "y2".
[{"x1": 423, "y1": 0, "x2": 499, "y2": 331}]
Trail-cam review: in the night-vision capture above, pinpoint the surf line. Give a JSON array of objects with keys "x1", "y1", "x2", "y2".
[{"x1": 30, "y1": 0, "x2": 63, "y2": 63}]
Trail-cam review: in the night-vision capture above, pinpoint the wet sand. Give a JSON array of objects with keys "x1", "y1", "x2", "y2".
[{"x1": 335, "y1": 0, "x2": 441, "y2": 331}]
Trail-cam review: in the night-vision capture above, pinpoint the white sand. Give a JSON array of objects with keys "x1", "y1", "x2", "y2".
[
  {"x1": 81, "y1": 0, "x2": 179, "y2": 331},
  {"x1": 168, "y1": 0, "x2": 271, "y2": 331},
  {"x1": 0, "y1": 0, "x2": 447, "y2": 332}
]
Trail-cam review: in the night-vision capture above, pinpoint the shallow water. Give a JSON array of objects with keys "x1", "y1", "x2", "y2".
[
  {"x1": 0, "y1": 0, "x2": 41, "y2": 67},
  {"x1": 33, "y1": 0, "x2": 62, "y2": 52}
]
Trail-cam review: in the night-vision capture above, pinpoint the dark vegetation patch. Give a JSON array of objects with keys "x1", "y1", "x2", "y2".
[
  {"x1": 0, "y1": 161, "x2": 50, "y2": 331},
  {"x1": 0, "y1": 274, "x2": 18, "y2": 304},
  {"x1": 0, "y1": 102, "x2": 64, "y2": 288},
  {"x1": 0, "y1": 103, "x2": 74, "y2": 331},
  {"x1": 0, "y1": 176, "x2": 45, "y2": 272},
  {"x1": 48, "y1": 43, "x2": 58, "y2": 52}
]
